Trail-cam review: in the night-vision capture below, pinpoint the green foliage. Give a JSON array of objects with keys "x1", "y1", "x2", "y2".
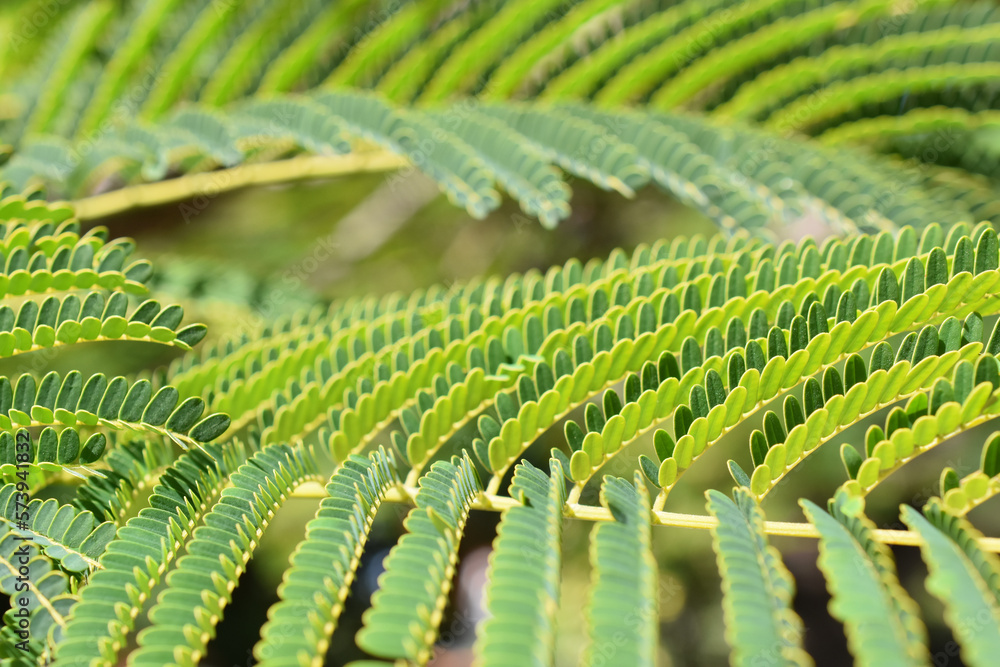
[
  {"x1": 254, "y1": 447, "x2": 398, "y2": 665},
  {"x1": 477, "y1": 459, "x2": 566, "y2": 666},
  {"x1": 900, "y1": 501, "x2": 1000, "y2": 666},
  {"x1": 356, "y1": 453, "x2": 480, "y2": 663},
  {"x1": 0, "y1": 0, "x2": 996, "y2": 234},
  {"x1": 708, "y1": 487, "x2": 809, "y2": 666},
  {"x1": 49, "y1": 441, "x2": 242, "y2": 665},
  {"x1": 126, "y1": 444, "x2": 319, "y2": 666},
  {"x1": 801, "y1": 491, "x2": 929, "y2": 667},
  {"x1": 584, "y1": 473, "x2": 657, "y2": 667},
  {"x1": 0, "y1": 1, "x2": 999, "y2": 665},
  {"x1": 0, "y1": 202, "x2": 997, "y2": 663},
  {"x1": 0, "y1": 486, "x2": 114, "y2": 573}
]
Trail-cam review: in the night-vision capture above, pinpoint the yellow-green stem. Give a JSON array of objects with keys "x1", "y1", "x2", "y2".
[
  {"x1": 73, "y1": 150, "x2": 407, "y2": 220},
  {"x1": 287, "y1": 484, "x2": 1000, "y2": 552}
]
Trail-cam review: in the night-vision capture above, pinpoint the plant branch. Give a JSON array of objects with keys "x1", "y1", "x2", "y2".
[
  {"x1": 286, "y1": 484, "x2": 1000, "y2": 553},
  {"x1": 71, "y1": 150, "x2": 408, "y2": 220}
]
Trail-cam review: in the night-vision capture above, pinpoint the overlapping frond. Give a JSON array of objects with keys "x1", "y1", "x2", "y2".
[
  {"x1": 582, "y1": 473, "x2": 657, "y2": 667},
  {"x1": 801, "y1": 491, "x2": 929, "y2": 666},
  {"x1": 355, "y1": 453, "x2": 481, "y2": 663},
  {"x1": 475, "y1": 459, "x2": 565, "y2": 666},
  {"x1": 71, "y1": 439, "x2": 174, "y2": 523},
  {"x1": 127, "y1": 443, "x2": 319, "y2": 667},
  {"x1": 0, "y1": 532, "x2": 75, "y2": 657},
  {"x1": 707, "y1": 487, "x2": 810, "y2": 666},
  {"x1": 9, "y1": 93, "x2": 991, "y2": 236},
  {"x1": 0, "y1": 212, "x2": 227, "y2": 502},
  {"x1": 254, "y1": 446, "x2": 398, "y2": 666},
  {"x1": 3, "y1": 200, "x2": 1000, "y2": 664},
  {"x1": 0, "y1": 485, "x2": 114, "y2": 573},
  {"x1": 0, "y1": 0, "x2": 993, "y2": 234},
  {"x1": 51, "y1": 442, "x2": 244, "y2": 667},
  {"x1": 901, "y1": 501, "x2": 1000, "y2": 666}
]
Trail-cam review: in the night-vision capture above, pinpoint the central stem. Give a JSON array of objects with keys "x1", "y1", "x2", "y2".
[{"x1": 287, "y1": 484, "x2": 1000, "y2": 553}]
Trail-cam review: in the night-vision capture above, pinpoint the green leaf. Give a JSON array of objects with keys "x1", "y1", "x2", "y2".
[
  {"x1": 79, "y1": 433, "x2": 106, "y2": 464},
  {"x1": 174, "y1": 323, "x2": 207, "y2": 347},
  {"x1": 653, "y1": 429, "x2": 675, "y2": 461},
  {"x1": 876, "y1": 267, "x2": 900, "y2": 306},
  {"x1": 657, "y1": 457, "x2": 677, "y2": 488},
  {"x1": 749, "y1": 465, "x2": 770, "y2": 496},
  {"x1": 164, "y1": 396, "x2": 205, "y2": 434},
  {"x1": 357, "y1": 454, "x2": 481, "y2": 663},
  {"x1": 901, "y1": 503, "x2": 1000, "y2": 666},
  {"x1": 188, "y1": 413, "x2": 231, "y2": 442},
  {"x1": 582, "y1": 474, "x2": 657, "y2": 667},
  {"x1": 255, "y1": 448, "x2": 398, "y2": 665},
  {"x1": 976, "y1": 228, "x2": 999, "y2": 274},
  {"x1": 56, "y1": 429, "x2": 80, "y2": 464},
  {"x1": 728, "y1": 460, "x2": 751, "y2": 488},
  {"x1": 128, "y1": 444, "x2": 318, "y2": 667},
  {"x1": 800, "y1": 491, "x2": 928, "y2": 666},
  {"x1": 140, "y1": 386, "x2": 178, "y2": 426},
  {"x1": 926, "y1": 247, "x2": 949, "y2": 287},
  {"x1": 840, "y1": 444, "x2": 864, "y2": 480},
  {"x1": 707, "y1": 488, "x2": 809, "y2": 666},
  {"x1": 638, "y1": 454, "x2": 660, "y2": 487},
  {"x1": 118, "y1": 379, "x2": 152, "y2": 422},
  {"x1": 477, "y1": 459, "x2": 566, "y2": 666},
  {"x1": 982, "y1": 433, "x2": 1000, "y2": 478}
]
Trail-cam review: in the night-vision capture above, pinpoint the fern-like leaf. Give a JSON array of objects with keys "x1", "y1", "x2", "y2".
[
  {"x1": 707, "y1": 487, "x2": 810, "y2": 666},
  {"x1": 583, "y1": 473, "x2": 658, "y2": 667},
  {"x1": 475, "y1": 458, "x2": 566, "y2": 666},
  {"x1": 900, "y1": 501, "x2": 1000, "y2": 667},
  {"x1": 800, "y1": 490, "x2": 929, "y2": 666},
  {"x1": 356, "y1": 453, "x2": 481, "y2": 663},
  {"x1": 254, "y1": 446, "x2": 399, "y2": 665},
  {"x1": 127, "y1": 443, "x2": 319, "y2": 667}
]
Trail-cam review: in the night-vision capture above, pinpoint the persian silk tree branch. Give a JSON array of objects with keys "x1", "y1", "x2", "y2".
[
  {"x1": 288, "y1": 484, "x2": 1000, "y2": 552},
  {"x1": 72, "y1": 150, "x2": 406, "y2": 220}
]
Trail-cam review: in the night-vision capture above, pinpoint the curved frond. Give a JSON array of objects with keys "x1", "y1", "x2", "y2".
[
  {"x1": 800, "y1": 490, "x2": 929, "y2": 666},
  {"x1": 2, "y1": 5, "x2": 1000, "y2": 665},
  {"x1": 127, "y1": 443, "x2": 320, "y2": 667},
  {"x1": 71, "y1": 439, "x2": 174, "y2": 523},
  {"x1": 475, "y1": 458, "x2": 566, "y2": 666},
  {"x1": 0, "y1": 532, "x2": 75, "y2": 655},
  {"x1": 254, "y1": 446, "x2": 399, "y2": 665},
  {"x1": 356, "y1": 453, "x2": 481, "y2": 663},
  {"x1": 0, "y1": 485, "x2": 115, "y2": 573},
  {"x1": 767, "y1": 63, "x2": 1000, "y2": 135},
  {"x1": 51, "y1": 442, "x2": 244, "y2": 666},
  {"x1": 583, "y1": 473, "x2": 658, "y2": 667},
  {"x1": 0, "y1": 369, "x2": 230, "y2": 474},
  {"x1": 707, "y1": 487, "x2": 810, "y2": 666},
  {"x1": 717, "y1": 24, "x2": 1000, "y2": 122},
  {"x1": 901, "y1": 501, "x2": 1000, "y2": 667}
]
